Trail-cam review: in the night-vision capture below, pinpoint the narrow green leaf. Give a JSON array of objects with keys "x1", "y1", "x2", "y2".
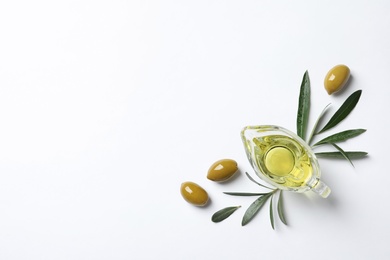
[
  {"x1": 296, "y1": 70, "x2": 311, "y2": 140},
  {"x1": 318, "y1": 90, "x2": 362, "y2": 134},
  {"x1": 331, "y1": 143, "x2": 354, "y2": 167},
  {"x1": 313, "y1": 129, "x2": 366, "y2": 146},
  {"x1": 269, "y1": 196, "x2": 275, "y2": 230},
  {"x1": 223, "y1": 192, "x2": 269, "y2": 196},
  {"x1": 315, "y1": 151, "x2": 368, "y2": 159},
  {"x1": 277, "y1": 190, "x2": 287, "y2": 225},
  {"x1": 212, "y1": 206, "x2": 241, "y2": 223},
  {"x1": 242, "y1": 193, "x2": 272, "y2": 226},
  {"x1": 245, "y1": 172, "x2": 274, "y2": 190},
  {"x1": 307, "y1": 103, "x2": 331, "y2": 145}
]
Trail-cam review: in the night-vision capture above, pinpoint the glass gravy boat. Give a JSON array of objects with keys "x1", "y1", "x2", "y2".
[{"x1": 241, "y1": 125, "x2": 331, "y2": 198}]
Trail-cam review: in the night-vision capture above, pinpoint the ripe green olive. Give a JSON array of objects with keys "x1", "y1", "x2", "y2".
[
  {"x1": 180, "y1": 181, "x2": 209, "y2": 206},
  {"x1": 324, "y1": 64, "x2": 350, "y2": 95},
  {"x1": 207, "y1": 159, "x2": 238, "y2": 182}
]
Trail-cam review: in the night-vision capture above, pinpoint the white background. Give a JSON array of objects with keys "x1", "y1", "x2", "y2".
[{"x1": 0, "y1": 1, "x2": 389, "y2": 259}]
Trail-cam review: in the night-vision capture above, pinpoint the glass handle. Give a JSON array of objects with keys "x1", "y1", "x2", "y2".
[{"x1": 312, "y1": 179, "x2": 331, "y2": 198}]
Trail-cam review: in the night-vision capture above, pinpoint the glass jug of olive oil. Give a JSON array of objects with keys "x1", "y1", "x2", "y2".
[{"x1": 241, "y1": 125, "x2": 331, "y2": 198}]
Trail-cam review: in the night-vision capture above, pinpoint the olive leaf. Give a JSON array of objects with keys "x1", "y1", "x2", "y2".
[
  {"x1": 331, "y1": 143, "x2": 354, "y2": 167},
  {"x1": 212, "y1": 206, "x2": 241, "y2": 223},
  {"x1": 277, "y1": 190, "x2": 287, "y2": 225},
  {"x1": 269, "y1": 196, "x2": 275, "y2": 230},
  {"x1": 296, "y1": 71, "x2": 311, "y2": 140},
  {"x1": 242, "y1": 193, "x2": 273, "y2": 226},
  {"x1": 317, "y1": 90, "x2": 362, "y2": 134},
  {"x1": 223, "y1": 192, "x2": 269, "y2": 196},
  {"x1": 315, "y1": 151, "x2": 368, "y2": 159},
  {"x1": 313, "y1": 129, "x2": 366, "y2": 147},
  {"x1": 307, "y1": 103, "x2": 331, "y2": 145},
  {"x1": 245, "y1": 172, "x2": 274, "y2": 190}
]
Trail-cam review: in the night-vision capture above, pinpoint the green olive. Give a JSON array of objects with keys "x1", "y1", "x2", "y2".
[
  {"x1": 324, "y1": 64, "x2": 350, "y2": 95},
  {"x1": 207, "y1": 159, "x2": 238, "y2": 182},
  {"x1": 180, "y1": 181, "x2": 209, "y2": 206}
]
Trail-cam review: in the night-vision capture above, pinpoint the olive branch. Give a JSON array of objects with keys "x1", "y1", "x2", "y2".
[{"x1": 211, "y1": 71, "x2": 367, "y2": 229}]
